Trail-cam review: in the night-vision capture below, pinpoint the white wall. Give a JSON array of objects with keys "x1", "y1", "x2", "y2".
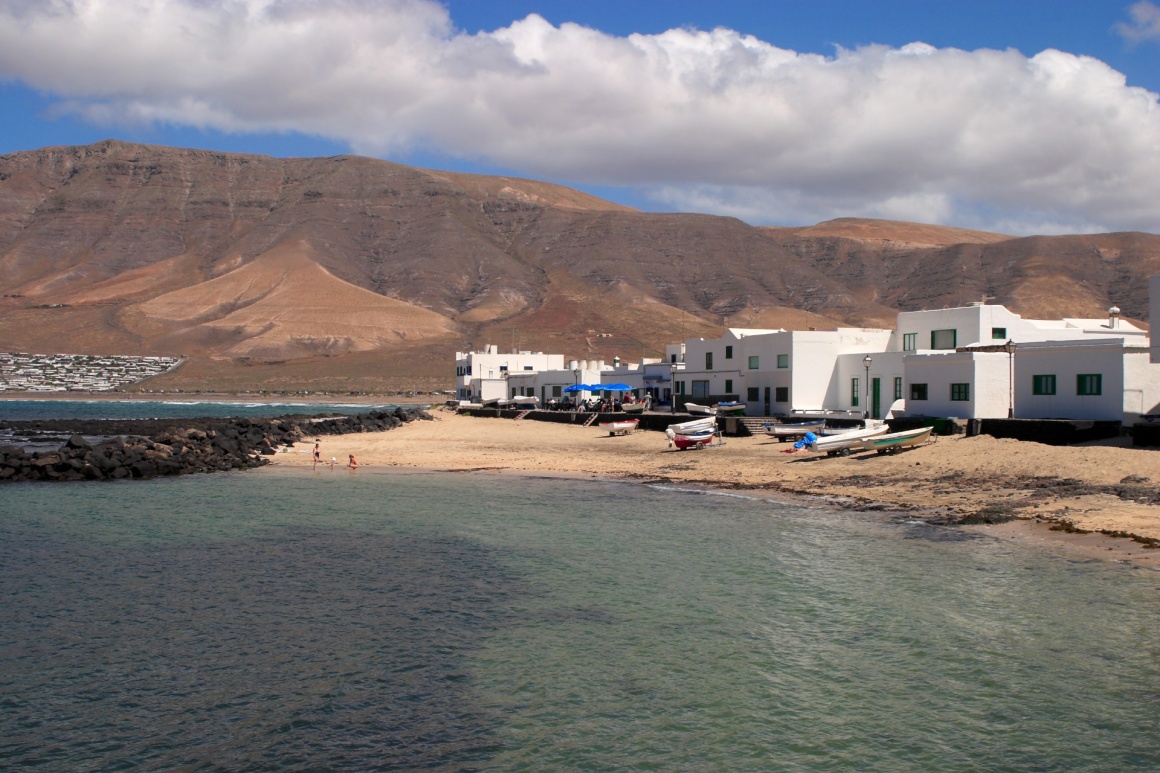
[
  {"x1": 1151, "y1": 276, "x2": 1160, "y2": 364},
  {"x1": 896, "y1": 305, "x2": 1021, "y2": 350},
  {"x1": 903, "y1": 351, "x2": 1010, "y2": 418},
  {"x1": 1013, "y1": 340, "x2": 1126, "y2": 421}
]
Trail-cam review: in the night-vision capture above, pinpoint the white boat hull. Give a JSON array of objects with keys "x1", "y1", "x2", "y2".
[
  {"x1": 684, "y1": 402, "x2": 717, "y2": 416},
  {"x1": 859, "y1": 426, "x2": 933, "y2": 454},
  {"x1": 811, "y1": 425, "x2": 889, "y2": 455},
  {"x1": 666, "y1": 416, "x2": 717, "y2": 436},
  {"x1": 764, "y1": 420, "x2": 825, "y2": 440}
]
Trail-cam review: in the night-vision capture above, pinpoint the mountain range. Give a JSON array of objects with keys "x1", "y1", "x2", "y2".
[{"x1": 1, "y1": 140, "x2": 1157, "y2": 392}]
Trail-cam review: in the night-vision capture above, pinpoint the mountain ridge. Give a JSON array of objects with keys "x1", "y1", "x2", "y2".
[{"x1": 1, "y1": 140, "x2": 1157, "y2": 391}]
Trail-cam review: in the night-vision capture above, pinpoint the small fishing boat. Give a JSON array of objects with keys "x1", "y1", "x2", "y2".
[
  {"x1": 669, "y1": 427, "x2": 717, "y2": 450},
  {"x1": 510, "y1": 396, "x2": 539, "y2": 410},
  {"x1": 764, "y1": 419, "x2": 826, "y2": 441},
  {"x1": 621, "y1": 402, "x2": 646, "y2": 414},
  {"x1": 683, "y1": 402, "x2": 717, "y2": 416},
  {"x1": 666, "y1": 416, "x2": 717, "y2": 435},
  {"x1": 714, "y1": 401, "x2": 746, "y2": 416},
  {"x1": 599, "y1": 418, "x2": 639, "y2": 436},
  {"x1": 810, "y1": 424, "x2": 889, "y2": 456},
  {"x1": 859, "y1": 426, "x2": 933, "y2": 454}
]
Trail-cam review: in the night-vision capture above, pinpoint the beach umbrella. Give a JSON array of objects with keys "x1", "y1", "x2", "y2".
[
  {"x1": 602, "y1": 383, "x2": 634, "y2": 391},
  {"x1": 562, "y1": 384, "x2": 587, "y2": 393}
]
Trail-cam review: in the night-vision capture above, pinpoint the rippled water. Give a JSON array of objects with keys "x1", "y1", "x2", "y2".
[
  {"x1": 0, "y1": 399, "x2": 403, "y2": 422},
  {"x1": 2, "y1": 470, "x2": 1159, "y2": 771}
]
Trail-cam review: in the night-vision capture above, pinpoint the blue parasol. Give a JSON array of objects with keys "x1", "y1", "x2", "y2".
[
  {"x1": 562, "y1": 384, "x2": 588, "y2": 393},
  {"x1": 602, "y1": 383, "x2": 634, "y2": 391}
]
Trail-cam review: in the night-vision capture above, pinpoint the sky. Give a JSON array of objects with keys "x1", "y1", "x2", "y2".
[{"x1": 0, "y1": 0, "x2": 1158, "y2": 235}]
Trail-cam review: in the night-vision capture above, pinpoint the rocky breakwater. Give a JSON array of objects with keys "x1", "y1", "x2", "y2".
[{"x1": 0, "y1": 407, "x2": 431, "y2": 483}]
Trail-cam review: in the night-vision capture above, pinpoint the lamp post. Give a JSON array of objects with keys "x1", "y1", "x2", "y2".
[
  {"x1": 573, "y1": 368, "x2": 580, "y2": 412},
  {"x1": 670, "y1": 363, "x2": 678, "y2": 414},
  {"x1": 862, "y1": 355, "x2": 872, "y2": 419},
  {"x1": 1004, "y1": 340, "x2": 1016, "y2": 418}
]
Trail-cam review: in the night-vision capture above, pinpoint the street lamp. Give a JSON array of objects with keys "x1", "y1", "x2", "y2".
[
  {"x1": 573, "y1": 368, "x2": 580, "y2": 411},
  {"x1": 1004, "y1": 340, "x2": 1016, "y2": 418},
  {"x1": 862, "y1": 355, "x2": 872, "y2": 419},
  {"x1": 670, "y1": 362, "x2": 678, "y2": 414}
]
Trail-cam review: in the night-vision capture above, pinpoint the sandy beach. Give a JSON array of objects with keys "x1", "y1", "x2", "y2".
[{"x1": 274, "y1": 410, "x2": 1160, "y2": 569}]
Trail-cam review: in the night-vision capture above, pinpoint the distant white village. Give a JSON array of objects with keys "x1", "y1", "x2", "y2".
[
  {"x1": 456, "y1": 279, "x2": 1160, "y2": 424},
  {"x1": 0, "y1": 352, "x2": 181, "y2": 392}
]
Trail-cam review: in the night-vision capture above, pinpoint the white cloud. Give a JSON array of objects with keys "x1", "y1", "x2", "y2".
[
  {"x1": 1115, "y1": 1, "x2": 1160, "y2": 44},
  {"x1": 0, "y1": 0, "x2": 1158, "y2": 234}
]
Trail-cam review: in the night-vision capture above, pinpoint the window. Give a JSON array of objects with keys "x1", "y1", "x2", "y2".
[
  {"x1": 692, "y1": 380, "x2": 710, "y2": 398},
  {"x1": 950, "y1": 383, "x2": 970, "y2": 401},
  {"x1": 903, "y1": 333, "x2": 917, "y2": 351},
  {"x1": 992, "y1": 327, "x2": 1007, "y2": 340},
  {"x1": 725, "y1": 345, "x2": 733, "y2": 359},
  {"x1": 747, "y1": 387, "x2": 759, "y2": 401},
  {"x1": 749, "y1": 355, "x2": 760, "y2": 369},
  {"x1": 851, "y1": 377, "x2": 860, "y2": 407},
  {"x1": 910, "y1": 383, "x2": 928, "y2": 400},
  {"x1": 894, "y1": 376, "x2": 903, "y2": 400},
  {"x1": 777, "y1": 354, "x2": 789, "y2": 368},
  {"x1": 1032, "y1": 375, "x2": 1056, "y2": 395},
  {"x1": 677, "y1": 381, "x2": 685, "y2": 395},
  {"x1": 1077, "y1": 374, "x2": 1102, "y2": 396},
  {"x1": 931, "y1": 329, "x2": 957, "y2": 350},
  {"x1": 523, "y1": 365, "x2": 533, "y2": 371},
  {"x1": 725, "y1": 379, "x2": 733, "y2": 394},
  {"x1": 466, "y1": 366, "x2": 472, "y2": 375},
  {"x1": 706, "y1": 352, "x2": 713, "y2": 370},
  {"x1": 775, "y1": 386, "x2": 789, "y2": 402},
  {"x1": 499, "y1": 365, "x2": 508, "y2": 373},
  {"x1": 552, "y1": 385, "x2": 562, "y2": 397}
]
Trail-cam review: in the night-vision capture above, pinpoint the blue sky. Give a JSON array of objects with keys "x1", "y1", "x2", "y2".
[{"x1": 1, "y1": 0, "x2": 1158, "y2": 234}]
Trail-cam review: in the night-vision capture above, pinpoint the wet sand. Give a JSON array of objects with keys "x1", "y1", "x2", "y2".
[{"x1": 274, "y1": 411, "x2": 1160, "y2": 570}]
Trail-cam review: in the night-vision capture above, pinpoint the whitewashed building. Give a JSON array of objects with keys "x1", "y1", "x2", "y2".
[
  {"x1": 897, "y1": 304, "x2": 1152, "y2": 421},
  {"x1": 454, "y1": 345, "x2": 566, "y2": 402},
  {"x1": 674, "y1": 327, "x2": 894, "y2": 416},
  {"x1": 506, "y1": 359, "x2": 610, "y2": 405},
  {"x1": 661, "y1": 302, "x2": 1155, "y2": 422}
]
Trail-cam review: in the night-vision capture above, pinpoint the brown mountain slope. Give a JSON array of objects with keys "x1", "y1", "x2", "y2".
[{"x1": 0, "y1": 140, "x2": 1157, "y2": 391}]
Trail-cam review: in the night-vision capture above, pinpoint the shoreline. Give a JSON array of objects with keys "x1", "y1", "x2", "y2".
[{"x1": 268, "y1": 411, "x2": 1160, "y2": 571}]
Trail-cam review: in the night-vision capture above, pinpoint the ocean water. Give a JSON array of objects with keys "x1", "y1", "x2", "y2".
[
  {"x1": 2, "y1": 469, "x2": 1159, "y2": 771},
  {"x1": 0, "y1": 399, "x2": 404, "y2": 422}
]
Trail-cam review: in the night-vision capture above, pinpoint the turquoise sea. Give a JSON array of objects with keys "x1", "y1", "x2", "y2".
[
  {"x1": 0, "y1": 398, "x2": 402, "y2": 422},
  {"x1": 2, "y1": 402, "x2": 1159, "y2": 770}
]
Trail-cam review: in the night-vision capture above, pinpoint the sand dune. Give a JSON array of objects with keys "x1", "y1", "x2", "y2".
[{"x1": 129, "y1": 242, "x2": 456, "y2": 359}]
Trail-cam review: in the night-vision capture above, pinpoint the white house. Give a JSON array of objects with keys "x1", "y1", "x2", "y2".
[
  {"x1": 896, "y1": 303, "x2": 1150, "y2": 421},
  {"x1": 1013, "y1": 338, "x2": 1160, "y2": 422},
  {"x1": 454, "y1": 345, "x2": 566, "y2": 402},
  {"x1": 506, "y1": 359, "x2": 610, "y2": 405},
  {"x1": 674, "y1": 327, "x2": 894, "y2": 416},
  {"x1": 902, "y1": 349, "x2": 1012, "y2": 419}
]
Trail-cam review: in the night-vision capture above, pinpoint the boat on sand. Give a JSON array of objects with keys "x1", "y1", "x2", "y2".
[
  {"x1": 859, "y1": 426, "x2": 933, "y2": 454},
  {"x1": 599, "y1": 418, "x2": 640, "y2": 436},
  {"x1": 666, "y1": 416, "x2": 717, "y2": 435},
  {"x1": 668, "y1": 427, "x2": 717, "y2": 450},
  {"x1": 808, "y1": 424, "x2": 889, "y2": 456},
  {"x1": 683, "y1": 402, "x2": 716, "y2": 416},
  {"x1": 764, "y1": 419, "x2": 826, "y2": 440}
]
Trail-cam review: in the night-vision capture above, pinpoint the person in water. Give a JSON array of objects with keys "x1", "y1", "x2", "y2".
[{"x1": 348, "y1": 454, "x2": 358, "y2": 470}]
